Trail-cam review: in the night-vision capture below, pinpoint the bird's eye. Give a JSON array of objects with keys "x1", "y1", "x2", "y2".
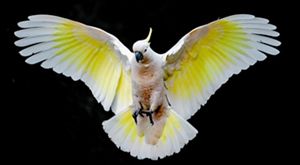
[{"x1": 144, "y1": 48, "x2": 147, "y2": 52}]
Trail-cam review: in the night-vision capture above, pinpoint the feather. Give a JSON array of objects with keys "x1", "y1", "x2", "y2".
[
  {"x1": 164, "y1": 14, "x2": 280, "y2": 119},
  {"x1": 14, "y1": 28, "x2": 56, "y2": 38},
  {"x1": 19, "y1": 42, "x2": 56, "y2": 56},
  {"x1": 15, "y1": 35, "x2": 54, "y2": 47},
  {"x1": 15, "y1": 14, "x2": 132, "y2": 115},
  {"x1": 102, "y1": 108, "x2": 197, "y2": 160}
]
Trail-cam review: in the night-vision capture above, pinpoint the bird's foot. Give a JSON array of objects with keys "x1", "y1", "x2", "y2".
[
  {"x1": 132, "y1": 109, "x2": 140, "y2": 124},
  {"x1": 140, "y1": 110, "x2": 154, "y2": 125},
  {"x1": 132, "y1": 109, "x2": 154, "y2": 125}
]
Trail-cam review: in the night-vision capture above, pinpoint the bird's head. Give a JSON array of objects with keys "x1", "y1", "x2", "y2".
[{"x1": 132, "y1": 28, "x2": 153, "y2": 63}]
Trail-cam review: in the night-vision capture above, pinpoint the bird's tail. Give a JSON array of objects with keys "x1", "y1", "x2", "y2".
[{"x1": 102, "y1": 106, "x2": 198, "y2": 160}]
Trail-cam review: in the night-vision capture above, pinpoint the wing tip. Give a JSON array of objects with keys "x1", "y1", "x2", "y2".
[
  {"x1": 28, "y1": 14, "x2": 68, "y2": 23},
  {"x1": 17, "y1": 21, "x2": 27, "y2": 28},
  {"x1": 224, "y1": 14, "x2": 255, "y2": 21},
  {"x1": 271, "y1": 49, "x2": 280, "y2": 56},
  {"x1": 19, "y1": 50, "x2": 30, "y2": 56},
  {"x1": 14, "y1": 30, "x2": 22, "y2": 38},
  {"x1": 14, "y1": 40, "x2": 21, "y2": 47},
  {"x1": 28, "y1": 14, "x2": 51, "y2": 20}
]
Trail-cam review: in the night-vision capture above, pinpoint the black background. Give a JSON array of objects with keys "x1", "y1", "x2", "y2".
[{"x1": 2, "y1": 0, "x2": 297, "y2": 164}]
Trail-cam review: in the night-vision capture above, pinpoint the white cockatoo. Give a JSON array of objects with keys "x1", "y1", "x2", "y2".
[{"x1": 14, "y1": 14, "x2": 280, "y2": 160}]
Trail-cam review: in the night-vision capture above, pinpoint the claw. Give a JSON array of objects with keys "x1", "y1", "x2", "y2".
[
  {"x1": 140, "y1": 110, "x2": 154, "y2": 125},
  {"x1": 132, "y1": 109, "x2": 155, "y2": 125},
  {"x1": 132, "y1": 102, "x2": 155, "y2": 125},
  {"x1": 132, "y1": 110, "x2": 139, "y2": 124},
  {"x1": 148, "y1": 111, "x2": 154, "y2": 125},
  {"x1": 132, "y1": 102, "x2": 144, "y2": 124}
]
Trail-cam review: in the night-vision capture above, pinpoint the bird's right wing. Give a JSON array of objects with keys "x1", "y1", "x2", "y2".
[
  {"x1": 163, "y1": 14, "x2": 280, "y2": 119},
  {"x1": 14, "y1": 15, "x2": 133, "y2": 114}
]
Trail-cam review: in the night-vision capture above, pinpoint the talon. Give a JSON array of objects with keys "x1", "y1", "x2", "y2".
[
  {"x1": 139, "y1": 110, "x2": 145, "y2": 117},
  {"x1": 132, "y1": 102, "x2": 155, "y2": 125},
  {"x1": 140, "y1": 110, "x2": 154, "y2": 125},
  {"x1": 132, "y1": 110, "x2": 139, "y2": 124},
  {"x1": 148, "y1": 111, "x2": 154, "y2": 125},
  {"x1": 132, "y1": 102, "x2": 144, "y2": 124}
]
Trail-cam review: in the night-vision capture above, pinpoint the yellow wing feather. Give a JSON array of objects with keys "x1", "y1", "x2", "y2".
[
  {"x1": 164, "y1": 14, "x2": 280, "y2": 119},
  {"x1": 15, "y1": 15, "x2": 133, "y2": 113}
]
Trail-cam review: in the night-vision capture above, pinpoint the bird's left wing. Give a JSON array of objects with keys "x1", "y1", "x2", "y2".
[
  {"x1": 15, "y1": 15, "x2": 133, "y2": 114},
  {"x1": 163, "y1": 14, "x2": 280, "y2": 119}
]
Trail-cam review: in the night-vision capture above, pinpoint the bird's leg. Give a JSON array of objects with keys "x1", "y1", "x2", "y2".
[
  {"x1": 132, "y1": 110, "x2": 139, "y2": 124},
  {"x1": 132, "y1": 102, "x2": 155, "y2": 125},
  {"x1": 132, "y1": 102, "x2": 144, "y2": 124},
  {"x1": 140, "y1": 110, "x2": 154, "y2": 125},
  {"x1": 142, "y1": 90, "x2": 163, "y2": 125}
]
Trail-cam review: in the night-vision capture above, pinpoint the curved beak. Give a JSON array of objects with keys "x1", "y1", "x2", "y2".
[{"x1": 135, "y1": 51, "x2": 143, "y2": 63}]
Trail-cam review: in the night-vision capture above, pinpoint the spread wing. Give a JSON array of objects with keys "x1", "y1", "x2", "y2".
[
  {"x1": 15, "y1": 15, "x2": 133, "y2": 114},
  {"x1": 163, "y1": 14, "x2": 280, "y2": 119}
]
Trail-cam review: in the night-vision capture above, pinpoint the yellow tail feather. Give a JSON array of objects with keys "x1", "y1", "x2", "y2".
[{"x1": 102, "y1": 107, "x2": 198, "y2": 160}]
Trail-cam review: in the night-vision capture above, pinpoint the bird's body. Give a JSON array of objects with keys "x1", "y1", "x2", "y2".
[
  {"x1": 130, "y1": 46, "x2": 169, "y2": 145},
  {"x1": 14, "y1": 14, "x2": 280, "y2": 160}
]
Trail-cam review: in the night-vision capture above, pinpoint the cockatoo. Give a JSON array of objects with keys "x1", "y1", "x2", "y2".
[{"x1": 14, "y1": 14, "x2": 280, "y2": 160}]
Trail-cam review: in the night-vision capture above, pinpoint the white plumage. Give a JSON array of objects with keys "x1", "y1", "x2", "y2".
[{"x1": 14, "y1": 14, "x2": 280, "y2": 160}]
